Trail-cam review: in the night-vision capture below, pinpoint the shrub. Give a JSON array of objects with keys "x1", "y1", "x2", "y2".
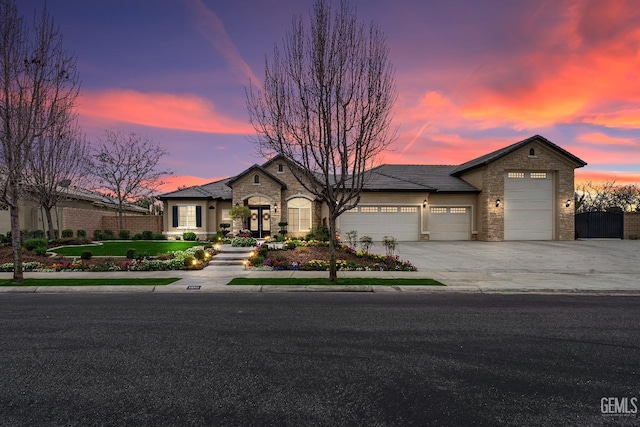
[
  {"x1": 306, "y1": 225, "x2": 330, "y2": 241},
  {"x1": 81, "y1": 250, "x2": 93, "y2": 260},
  {"x1": 77, "y1": 229, "x2": 86, "y2": 238},
  {"x1": 23, "y1": 238, "x2": 48, "y2": 251},
  {"x1": 219, "y1": 223, "x2": 231, "y2": 236},
  {"x1": 93, "y1": 230, "x2": 102, "y2": 241},
  {"x1": 54, "y1": 237, "x2": 91, "y2": 246},
  {"x1": 132, "y1": 233, "x2": 143, "y2": 240},
  {"x1": 34, "y1": 246, "x2": 48, "y2": 257},
  {"x1": 194, "y1": 249, "x2": 205, "y2": 260},
  {"x1": 183, "y1": 231, "x2": 198, "y2": 241},
  {"x1": 126, "y1": 248, "x2": 136, "y2": 259},
  {"x1": 231, "y1": 237, "x2": 257, "y2": 247},
  {"x1": 359, "y1": 236, "x2": 373, "y2": 254},
  {"x1": 102, "y1": 229, "x2": 115, "y2": 239},
  {"x1": 346, "y1": 230, "x2": 358, "y2": 248},
  {"x1": 141, "y1": 230, "x2": 153, "y2": 240},
  {"x1": 119, "y1": 229, "x2": 131, "y2": 240},
  {"x1": 29, "y1": 229, "x2": 45, "y2": 239},
  {"x1": 382, "y1": 236, "x2": 397, "y2": 257},
  {"x1": 285, "y1": 241, "x2": 296, "y2": 250},
  {"x1": 183, "y1": 255, "x2": 196, "y2": 267},
  {"x1": 61, "y1": 229, "x2": 74, "y2": 238},
  {"x1": 153, "y1": 233, "x2": 167, "y2": 240}
]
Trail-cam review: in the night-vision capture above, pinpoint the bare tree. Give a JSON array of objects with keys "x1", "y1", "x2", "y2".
[
  {"x1": 25, "y1": 119, "x2": 89, "y2": 241},
  {"x1": 0, "y1": 0, "x2": 79, "y2": 281},
  {"x1": 89, "y1": 130, "x2": 172, "y2": 231},
  {"x1": 576, "y1": 181, "x2": 640, "y2": 213},
  {"x1": 246, "y1": 0, "x2": 397, "y2": 281}
]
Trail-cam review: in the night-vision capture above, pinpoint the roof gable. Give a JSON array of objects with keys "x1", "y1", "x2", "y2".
[
  {"x1": 157, "y1": 177, "x2": 232, "y2": 200},
  {"x1": 226, "y1": 164, "x2": 287, "y2": 189},
  {"x1": 450, "y1": 135, "x2": 587, "y2": 176}
]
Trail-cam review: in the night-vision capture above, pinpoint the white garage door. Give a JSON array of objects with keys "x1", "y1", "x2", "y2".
[
  {"x1": 338, "y1": 206, "x2": 419, "y2": 241},
  {"x1": 429, "y1": 207, "x2": 471, "y2": 240},
  {"x1": 504, "y1": 171, "x2": 553, "y2": 240}
]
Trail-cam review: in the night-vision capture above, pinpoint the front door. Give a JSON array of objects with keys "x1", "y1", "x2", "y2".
[{"x1": 249, "y1": 206, "x2": 271, "y2": 238}]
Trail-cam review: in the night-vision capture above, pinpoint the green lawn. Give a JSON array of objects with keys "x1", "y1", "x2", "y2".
[
  {"x1": 228, "y1": 278, "x2": 445, "y2": 286},
  {"x1": 0, "y1": 278, "x2": 180, "y2": 286},
  {"x1": 50, "y1": 241, "x2": 204, "y2": 257}
]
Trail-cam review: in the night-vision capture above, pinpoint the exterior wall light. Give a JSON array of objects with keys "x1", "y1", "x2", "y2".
[
  {"x1": 566, "y1": 199, "x2": 572, "y2": 207},
  {"x1": 496, "y1": 199, "x2": 501, "y2": 207},
  {"x1": 274, "y1": 202, "x2": 278, "y2": 213},
  {"x1": 423, "y1": 199, "x2": 427, "y2": 208}
]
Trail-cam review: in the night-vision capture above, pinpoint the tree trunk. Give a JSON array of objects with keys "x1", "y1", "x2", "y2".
[
  {"x1": 10, "y1": 205, "x2": 23, "y2": 282},
  {"x1": 45, "y1": 207, "x2": 56, "y2": 241},
  {"x1": 118, "y1": 205, "x2": 124, "y2": 232},
  {"x1": 328, "y1": 215, "x2": 338, "y2": 282}
]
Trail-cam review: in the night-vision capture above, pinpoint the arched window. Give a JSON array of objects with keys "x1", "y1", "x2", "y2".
[
  {"x1": 253, "y1": 174, "x2": 260, "y2": 184},
  {"x1": 529, "y1": 148, "x2": 535, "y2": 156},
  {"x1": 287, "y1": 198, "x2": 312, "y2": 232}
]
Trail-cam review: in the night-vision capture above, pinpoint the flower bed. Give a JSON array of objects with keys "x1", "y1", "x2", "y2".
[
  {"x1": 249, "y1": 240, "x2": 416, "y2": 271},
  {"x1": 0, "y1": 246, "x2": 216, "y2": 272}
]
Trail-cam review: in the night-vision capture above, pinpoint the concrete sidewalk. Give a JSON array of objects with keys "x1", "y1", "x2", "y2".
[{"x1": 0, "y1": 240, "x2": 638, "y2": 294}]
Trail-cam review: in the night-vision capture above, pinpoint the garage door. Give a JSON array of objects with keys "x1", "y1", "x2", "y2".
[
  {"x1": 428, "y1": 207, "x2": 471, "y2": 240},
  {"x1": 338, "y1": 206, "x2": 419, "y2": 241},
  {"x1": 504, "y1": 171, "x2": 553, "y2": 240}
]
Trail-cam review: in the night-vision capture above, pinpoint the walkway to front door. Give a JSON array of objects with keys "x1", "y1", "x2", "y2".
[{"x1": 249, "y1": 206, "x2": 271, "y2": 238}]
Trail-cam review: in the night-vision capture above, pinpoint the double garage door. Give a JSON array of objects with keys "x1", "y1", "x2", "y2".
[
  {"x1": 504, "y1": 171, "x2": 553, "y2": 240},
  {"x1": 338, "y1": 205, "x2": 472, "y2": 241}
]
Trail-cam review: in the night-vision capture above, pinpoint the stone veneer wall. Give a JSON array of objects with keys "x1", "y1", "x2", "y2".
[
  {"x1": 466, "y1": 141, "x2": 578, "y2": 241},
  {"x1": 624, "y1": 212, "x2": 640, "y2": 239}
]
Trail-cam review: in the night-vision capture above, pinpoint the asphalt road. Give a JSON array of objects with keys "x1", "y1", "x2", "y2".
[{"x1": 1, "y1": 293, "x2": 639, "y2": 426}]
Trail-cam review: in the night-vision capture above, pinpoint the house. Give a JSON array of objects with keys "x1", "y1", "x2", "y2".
[
  {"x1": 158, "y1": 135, "x2": 586, "y2": 241},
  {"x1": 0, "y1": 185, "x2": 156, "y2": 237}
]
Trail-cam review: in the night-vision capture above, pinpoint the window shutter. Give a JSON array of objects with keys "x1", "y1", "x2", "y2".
[
  {"x1": 196, "y1": 206, "x2": 202, "y2": 227},
  {"x1": 172, "y1": 206, "x2": 178, "y2": 227}
]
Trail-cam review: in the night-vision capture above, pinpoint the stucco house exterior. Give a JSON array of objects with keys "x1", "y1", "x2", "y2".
[{"x1": 158, "y1": 135, "x2": 586, "y2": 242}]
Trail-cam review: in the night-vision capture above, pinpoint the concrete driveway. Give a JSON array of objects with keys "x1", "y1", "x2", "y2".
[{"x1": 387, "y1": 240, "x2": 640, "y2": 292}]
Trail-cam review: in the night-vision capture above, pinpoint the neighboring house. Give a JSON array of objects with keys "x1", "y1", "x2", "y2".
[
  {"x1": 158, "y1": 135, "x2": 586, "y2": 241},
  {"x1": 0, "y1": 185, "x2": 153, "y2": 236}
]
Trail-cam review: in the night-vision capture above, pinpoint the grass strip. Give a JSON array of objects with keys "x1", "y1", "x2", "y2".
[
  {"x1": 228, "y1": 278, "x2": 444, "y2": 286},
  {"x1": 0, "y1": 278, "x2": 180, "y2": 287},
  {"x1": 51, "y1": 241, "x2": 203, "y2": 257}
]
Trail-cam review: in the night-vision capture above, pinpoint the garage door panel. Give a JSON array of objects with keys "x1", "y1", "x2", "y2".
[
  {"x1": 338, "y1": 207, "x2": 419, "y2": 241},
  {"x1": 505, "y1": 172, "x2": 553, "y2": 240},
  {"x1": 429, "y1": 207, "x2": 471, "y2": 241}
]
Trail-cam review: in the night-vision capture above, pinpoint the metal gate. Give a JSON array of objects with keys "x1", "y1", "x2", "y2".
[{"x1": 575, "y1": 211, "x2": 623, "y2": 239}]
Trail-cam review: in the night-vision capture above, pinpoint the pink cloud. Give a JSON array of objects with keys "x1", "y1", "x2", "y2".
[{"x1": 77, "y1": 90, "x2": 252, "y2": 134}]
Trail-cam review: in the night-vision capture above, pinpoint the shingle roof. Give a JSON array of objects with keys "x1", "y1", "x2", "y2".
[
  {"x1": 365, "y1": 165, "x2": 480, "y2": 192},
  {"x1": 226, "y1": 164, "x2": 287, "y2": 189},
  {"x1": 157, "y1": 178, "x2": 232, "y2": 200},
  {"x1": 451, "y1": 134, "x2": 587, "y2": 176}
]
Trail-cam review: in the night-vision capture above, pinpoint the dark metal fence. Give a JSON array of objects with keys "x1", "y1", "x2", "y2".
[{"x1": 575, "y1": 211, "x2": 624, "y2": 239}]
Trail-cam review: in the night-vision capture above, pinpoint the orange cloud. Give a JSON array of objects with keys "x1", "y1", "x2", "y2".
[
  {"x1": 575, "y1": 169, "x2": 640, "y2": 186},
  {"x1": 576, "y1": 132, "x2": 639, "y2": 146},
  {"x1": 160, "y1": 175, "x2": 228, "y2": 193},
  {"x1": 77, "y1": 90, "x2": 252, "y2": 134}
]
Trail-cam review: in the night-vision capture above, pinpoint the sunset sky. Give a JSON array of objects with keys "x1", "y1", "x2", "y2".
[{"x1": 20, "y1": 0, "x2": 640, "y2": 191}]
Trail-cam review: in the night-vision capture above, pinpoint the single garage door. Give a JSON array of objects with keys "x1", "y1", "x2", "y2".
[
  {"x1": 338, "y1": 206, "x2": 419, "y2": 241},
  {"x1": 429, "y1": 207, "x2": 471, "y2": 240},
  {"x1": 504, "y1": 171, "x2": 553, "y2": 240}
]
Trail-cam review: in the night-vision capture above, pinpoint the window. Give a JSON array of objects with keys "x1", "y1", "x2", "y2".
[
  {"x1": 172, "y1": 205, "x2": 202, "y2": 228},
  {"x1": 508, "y1": 172, "x2": 525, "y2": 179},
  {"x1": 287, "y1": 198, "x2": 312, "y2": 232},
  {"x1": 450, "y1": 207, "x2": 467, "y2": 214},
  {"x1": 380, "y1": 206, "x2": 398, "y2": 213},
  {"x1": 530, "y1": 172, "x2": 547, "y2": 179},
  {"x1": 221, "y1": 209, "x2": 231, "y2": 221},
  {"x1": 430, "y1": 207, "x2": 447, "y2": 214},
  {"x1": 529, "y1": 148, "x2": 536, "y2": 156},
  {"x1": 401, "y1": 207, "x2": 418, "y2": 213},
  {"x1": 360, "y1": 206, "x2": 378, "y2": 213},
  {"x1": 253, "y1": 174, "x2": 260, "y2": 184},
  {"x1": 277, "y1": 164, "x2": 284, "y2": 173},
  {"x1": 346, "y1": 207, "x2": 359, "y2": 213}
]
